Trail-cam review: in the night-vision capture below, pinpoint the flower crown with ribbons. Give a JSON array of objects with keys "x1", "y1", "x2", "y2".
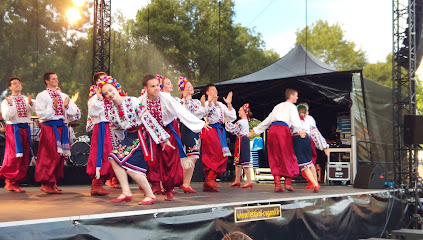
[
  {"x1": 242, "y1": 103, "x2": 251, "y2": 120},
  {"x1": 178, "y1": 77, "x2": 189, "y2": 93},
  {"x1": 97, "y1": 76, "x2": 122, "y2": 93},
  {"x1": 156, "y1": 74, "x2": 165, "y2": 90}
]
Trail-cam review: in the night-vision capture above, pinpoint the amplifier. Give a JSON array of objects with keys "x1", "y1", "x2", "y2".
[{"x1": 327, "y1": 162, "x2": 350, "y2": 181}]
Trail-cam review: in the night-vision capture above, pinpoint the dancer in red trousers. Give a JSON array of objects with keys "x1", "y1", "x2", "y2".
[
  {"x1": 201, "y1": 84, "x2": 236, "y2": 192},
  {"x1": 35, "y1": 72, "x2": 80, "y2": 194},
  {"x1": 248, "y1": 89, "x2": 306, "y2": 192},
  {"x1": 139, "y1": 75, "x2": 205, "y2": 201},
  {"x1": 0, "y1": 77, "x2": 35, "y2": 193}
]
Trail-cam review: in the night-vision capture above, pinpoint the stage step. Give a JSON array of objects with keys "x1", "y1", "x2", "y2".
[
  {"x1": 391, "y1": 228, "x2": 423, "y2": 239},
  {"x1": 255, "y1": 168, "x2": 274, "y2": 182}
]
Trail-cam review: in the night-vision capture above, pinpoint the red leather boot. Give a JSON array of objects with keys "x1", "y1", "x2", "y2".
[
  {"x1": 274, "y1": 176, "x2": 283, "y2": 192},
  {"x1": 284, "y1": 177, "x2": 295, "y2": 191},
  {"x1": 208, "y1": 171, "x2": 221, "y2": 188},
  {"x1": 91, "y1": 176, "x2": 110, "y2": 196}
]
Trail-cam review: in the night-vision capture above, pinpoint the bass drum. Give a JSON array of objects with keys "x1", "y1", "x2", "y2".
[{"x1": 70, "y1": 141, "x2": 90, "y2": 166}]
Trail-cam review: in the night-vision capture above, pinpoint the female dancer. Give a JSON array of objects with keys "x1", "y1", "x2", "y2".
[
  {"x1": 225, "y1": 103, "x2": 254, "y2": 189},
  {"x1": 177, "y1": 77, "x2": 207, "y2": 193}
]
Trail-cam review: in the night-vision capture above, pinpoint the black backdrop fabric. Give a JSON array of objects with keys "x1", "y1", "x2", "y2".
[{"x1": 0, "y1": 192, "x2": 403, "y2": 240}]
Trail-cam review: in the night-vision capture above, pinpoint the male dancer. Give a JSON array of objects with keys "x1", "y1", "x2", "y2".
[
  {"x1": 0, "y1": 77, "x2": 35, "y2": 193},
  {"x1": 201, "y1": 84, "x2": 236, "y2": 192},
  {"x1": 248, "y1": 89, "x2": 306, "y2": 192},
  {"x1": 139, "y1": 75, "x2": 205, "y2": 200},
  {"x1": 35, "y1": 72, "x2": 79, "y2": 194}
]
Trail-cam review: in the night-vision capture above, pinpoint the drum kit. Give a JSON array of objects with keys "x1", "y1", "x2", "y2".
[
  {"x1": 31, "y1": 116, "x2": 91, "y2": 166},
  {"x1": 68, "y1": 121, "x2": 90, "y2": 166}
]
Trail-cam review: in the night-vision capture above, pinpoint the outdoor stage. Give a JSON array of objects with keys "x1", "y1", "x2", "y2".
[{"x1": 0, "y1": 182, "x2": 403, "y2": 240}]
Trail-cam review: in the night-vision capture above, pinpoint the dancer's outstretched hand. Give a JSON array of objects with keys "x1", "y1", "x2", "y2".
[
  {"x1": 162, "y1": 140, "x2": 175, "y2": 150},
  {"x1": 223, "y1": 91, "x2": 233, "y2": 105},
  {"x1": 324, "y1": 148, "x2": 330, "y2": 156},
  {"x1": 247, "y1": 129, "x2": 255, "y2": 138}
]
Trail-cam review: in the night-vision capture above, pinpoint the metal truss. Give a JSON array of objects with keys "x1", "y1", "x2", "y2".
[{"x1": 92, "y1": 0, "x2": 111, "y2": 75}]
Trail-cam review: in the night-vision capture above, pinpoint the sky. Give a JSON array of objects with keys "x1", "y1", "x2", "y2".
[{"x1": 111, "y1": 0, "x2": 392, "y2": 64}]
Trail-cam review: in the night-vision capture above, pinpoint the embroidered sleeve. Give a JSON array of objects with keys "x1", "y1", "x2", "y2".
[
  {"x1": 225, "y1": 120, "x2": 241, "y2": 135},
  {"x1": 310, "y1": 126, "x2": 329, "y2": 150},
  {"x1": 161, "y1": 93, "x2": 204, "y2": 133},
  {"x1": 187, "y1": 99, "x2": 206, "y2": 119},
  {"x1": 139, "y1": 108, "x2": 170, "y2": 144}
]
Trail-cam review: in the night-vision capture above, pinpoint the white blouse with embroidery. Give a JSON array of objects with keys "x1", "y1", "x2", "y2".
[
  {"x1": 1, "y1": 95, "x2": 36, "y2": 124},
  {"x1": 205, "y1": 101, "x2": 236, "y2": 125},
  {"x1": 138, "y1": 92, "x2": 205, "y2": 133},
  {"x1": 35, "y1": 89, "x2": 79, "y2": 123},
  {"x1": 298, "y1": 115, "x2": 329, "y2": 150},
  {"x1": 107, "y1": 97, "x2": 170, "y2": 144},
  {"x1": 175, "y1": 97, "x2": 206, "y2": 120},
  {"x1": 88, "y1": 95, "x2": 113, "y2": 124},
  {"x1": 225, "y1": 118, "x2": 249, "y2": 136}
]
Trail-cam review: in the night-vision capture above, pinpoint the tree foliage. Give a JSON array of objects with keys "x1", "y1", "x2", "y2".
[
  {"x1": 133, "y1": 0, "x2": 279, "y2": 85},
  {"x1": 295, "y1": 20, "x2": 367, "y2": 71},
  {"x1": 362, "y1": 54, "x2": 392, "y2": 87}
]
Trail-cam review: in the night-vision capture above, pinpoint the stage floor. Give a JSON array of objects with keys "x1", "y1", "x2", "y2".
[{"x1": 0, "y1": 182, "x2": 390, "y2": 225}]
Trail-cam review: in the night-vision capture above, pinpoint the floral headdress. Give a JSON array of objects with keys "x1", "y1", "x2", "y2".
[
  {"x1": 89, "y1": 85, "x2": 97, "y2": 99},
  {"x1": 156, "y1": 74, "x2": 165, "y2": 90},
  {"x1": 140, "y1": 88, "x2": 147, "y2": 96},
  {"x1": 97, "y1": 76, "x2": 122, "y2": 94},
  {"x1": 178, "y1": 77, "x2": 189, "y2": 93},
  {"x1": 297, "y1": 103, "x2": 309, "y2": 115},
  {"x1": 242, "y1": 103, "x2": 251, "y2": 120}
]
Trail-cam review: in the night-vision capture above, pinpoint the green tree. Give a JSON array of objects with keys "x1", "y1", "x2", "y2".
[
  {"x1": 295, "y1": 20, "x2": 367, "y2": 71},
  {"x1": 362, "y1": 54, "x2": 392, "y2": 87},
  {"x1": 0, "y1": 0, "x2": 92, "y2": 134},
  {"x1": 133, "y1": 0, "x2": 279, "y2": 85}
]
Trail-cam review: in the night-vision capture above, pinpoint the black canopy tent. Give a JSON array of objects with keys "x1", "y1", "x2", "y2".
[{"x1": 195, "y1": 45, "x2": 394, "y2": 180}]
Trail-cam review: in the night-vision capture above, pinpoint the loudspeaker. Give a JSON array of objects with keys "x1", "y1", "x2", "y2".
[
  {"x1": 404, "y1": 115, "x2": 423, "y2": 145},
  {"x1": 353, "y1": 164, "x2": 385, "y2": 189}
]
